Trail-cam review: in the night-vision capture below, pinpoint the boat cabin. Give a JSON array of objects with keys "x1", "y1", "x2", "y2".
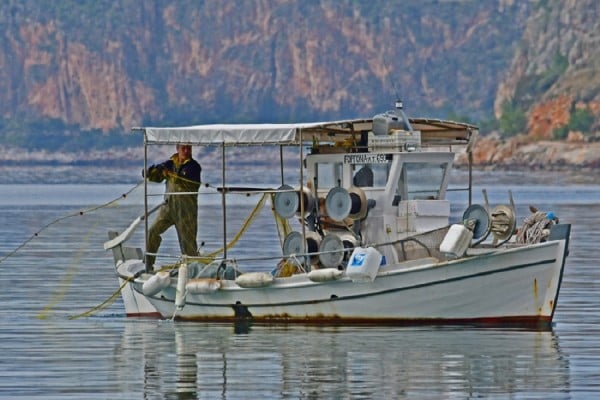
[{"x1": 302, "y1": 106, "x2": 463, "y2": 265}]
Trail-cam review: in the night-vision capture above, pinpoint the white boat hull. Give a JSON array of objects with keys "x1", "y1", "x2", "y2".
[
  {"x1": 118, "y1": 276, "x2": 162, "y2": 318},
  {"x1": 127, "y1": 233, "x2": 568, "y2": 328}
]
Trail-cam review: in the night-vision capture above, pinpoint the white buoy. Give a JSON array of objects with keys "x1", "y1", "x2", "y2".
[{"x1": 175, "y1": 263, "x2": 189, "y2": 310}]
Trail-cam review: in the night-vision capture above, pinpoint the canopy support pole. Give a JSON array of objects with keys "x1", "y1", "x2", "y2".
[
  {"x1": 221, "y1": 143, "x2": 227, "y2": 260},
  {"x1": 143, "y1": 131, "x2": 150, "y2": 271}
]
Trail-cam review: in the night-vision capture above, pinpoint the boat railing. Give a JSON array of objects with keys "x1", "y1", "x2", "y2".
[{"x1": 148, "y1": 225, "x2": 454, "y2": 278}]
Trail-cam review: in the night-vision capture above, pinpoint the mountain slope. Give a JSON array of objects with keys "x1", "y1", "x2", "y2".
[
  {"x1": 0, "y1": 0, "x2": 597, "y2": 164},
  {"x1": 0, "y1": 0, "x2": 528, "y2": 140}
]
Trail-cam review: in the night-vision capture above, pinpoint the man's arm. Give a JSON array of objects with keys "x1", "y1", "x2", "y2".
[{"x1": 144, "y1": 160, "x2": 174, "y2": 183}]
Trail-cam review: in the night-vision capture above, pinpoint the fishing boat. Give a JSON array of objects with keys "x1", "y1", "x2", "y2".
[{"x1": 105, "y1": 101, "x2": 570, "y2": 328}]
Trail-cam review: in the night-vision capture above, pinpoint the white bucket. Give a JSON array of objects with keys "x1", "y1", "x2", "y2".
[{"x1": 346, "y1": 247, "x2": 382, "y2": 282}]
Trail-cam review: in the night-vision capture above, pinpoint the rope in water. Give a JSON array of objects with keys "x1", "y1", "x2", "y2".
[{"x1": 69, "y1": 276, "x2": 132, "y2": 320}]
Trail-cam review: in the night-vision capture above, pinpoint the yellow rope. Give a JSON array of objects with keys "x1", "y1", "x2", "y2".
[
  {"x1": 28, "y1": 182, "x2": 281, "y2": 319},
  {"x1": 70, "y1": 190, "x2": 289, "y2": 319},
  {"x1": 69, "y1": 277, "x2": 131, "y2": 320},
  {"x1": 72, "y1": 193, "x2": 272, "y2": 318},
  {"x1": 191, "y1": 192, "x2": 270, "y2": 262}
]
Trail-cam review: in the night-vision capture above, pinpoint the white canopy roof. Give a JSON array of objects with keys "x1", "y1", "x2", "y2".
[
  {"x1": 142, "y1": 121, "x2": 342, "y2": 146},
  {"x1": 137, "y1": 117, "x2": 477, "y2": 148}
]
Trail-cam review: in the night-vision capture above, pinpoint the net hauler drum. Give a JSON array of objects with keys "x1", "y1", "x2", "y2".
[
  {"x1": 283, "y1": 231, "x2": 322, "y2": 266},
  {"x1": 274, "y1": 185, "x2": 315, "y2": 219},
  {"x1": 318, "y1": 231, "x2": 359, "y2": 268}
]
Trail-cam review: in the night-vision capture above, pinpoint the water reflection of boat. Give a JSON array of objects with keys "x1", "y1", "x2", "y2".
[
  {"x1": 105, "y1": 101, "x2": 570, "y2": 328},
  {"x1": 116, "y1": 321, "x2": 570, "y2": 398}
]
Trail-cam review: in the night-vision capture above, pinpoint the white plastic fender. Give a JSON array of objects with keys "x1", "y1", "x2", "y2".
[
  {"x1": 142, "y1": 271, "x2": 171, "y2": 296},
  {"x1": 175, "y1": 263, "x2": 189, "y2": 310},
  {"x1": 235, "y1": 272, "x2": 274, "y2": 288},
  {"x1": 307, "y1": 268, "x2": 343, "y2": 282},
  {"x1": 186, "y1": 278, "x2": 221, "y2": 294}
]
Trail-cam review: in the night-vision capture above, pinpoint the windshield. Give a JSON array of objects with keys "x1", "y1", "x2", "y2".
[
  {"x1": 399, "y1": 162, "x2": 447, "y2": 200},
  {"x1": 316, "y1": 162, "x2": 343, "y2": 188}
]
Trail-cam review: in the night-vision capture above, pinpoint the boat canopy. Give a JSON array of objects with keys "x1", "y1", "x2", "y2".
[{"x1": 137, "y1": 117, "x2": 477, "y2": 149}]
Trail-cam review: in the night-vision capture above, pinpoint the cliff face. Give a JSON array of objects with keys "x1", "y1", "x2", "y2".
[
  {"x1": 495, "y1": 0, "x2": 600, "y2": 138},
  {"x1": 0, "y1": 0, "x2": 529, "y2": 136},
  {"x1": 0, "y1": 0, "x2": 598, "y2": 169}
]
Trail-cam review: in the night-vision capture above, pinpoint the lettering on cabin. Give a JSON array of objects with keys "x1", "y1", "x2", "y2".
[{"x1": 343, "y1": 154, "x2": 389, "y2": 164}]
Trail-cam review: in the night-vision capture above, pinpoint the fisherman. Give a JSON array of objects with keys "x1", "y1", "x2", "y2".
[{"x1": 143, "y1": 144, "x2": 201, "y2": 269}]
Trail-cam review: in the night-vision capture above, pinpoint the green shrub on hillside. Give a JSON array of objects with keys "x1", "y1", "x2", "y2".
[
  {"x1": 551, "y1": 107, "x2": 595, "y2": 140},
  {"x1": 552, "y1": 125, "x2": 569, "y2": 140},
  {"x1": 568, "y1": 107, "x2": 594, "y2": 133},
  {"x1": 498, "y1": 101, "x2": 527, "y2": 136}
]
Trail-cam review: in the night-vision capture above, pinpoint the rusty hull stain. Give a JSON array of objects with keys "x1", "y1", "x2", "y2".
[{"x1": 170, "y1": 313, "x2": 553, "y2": 330}]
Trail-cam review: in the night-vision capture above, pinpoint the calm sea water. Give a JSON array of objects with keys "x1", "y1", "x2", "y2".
[{"x1": 0, "y1": 167, "x2": 599, "y2": 399}]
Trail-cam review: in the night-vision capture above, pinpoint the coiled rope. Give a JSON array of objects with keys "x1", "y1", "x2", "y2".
[{"x1": 516, "y1": 211, "x2": 556, "y2": 244}]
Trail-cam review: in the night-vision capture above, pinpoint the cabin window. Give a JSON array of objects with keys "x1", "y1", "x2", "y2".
[
  {"x1": 316, "y1": 162, "x2": 343, "y2": 188},
  {"x1": 352, "y1": 163, "x2": 388, "y2": 187},
  {"x1": 398, "y1": 162, "x2": 447, "y2": 200}
]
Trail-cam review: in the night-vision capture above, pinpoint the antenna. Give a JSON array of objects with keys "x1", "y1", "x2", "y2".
[{"x1": 382, "y1": 50, "x2": 401, "y2": 102}]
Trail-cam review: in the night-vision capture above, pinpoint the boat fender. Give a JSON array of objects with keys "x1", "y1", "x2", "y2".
[
  {"x1": 307, "y1": 268, "x2": 343, "y2": 282},
  {"x1": 142, "y1": 271, "x2": 171, "y2": 296},
  {"x1": 235, "y1": 272, "x2": 275, "y2": 288},
  {"x1": 186, "y1": 278, "x2": 221, "y2": 294},
  {"x1": 175, "y1": 263, "x2": 189, "y2": 310}
]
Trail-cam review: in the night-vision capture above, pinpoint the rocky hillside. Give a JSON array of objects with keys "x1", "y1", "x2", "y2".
[
  {"x1": 0, "y1": 1, "x2": 527, "y2": 135},
  {"x1": 495, "y1": 0, "x2": 600, "y2": 139},
  {"x1": 0, "y1": 0, "x2": 598, "y2": 168}
]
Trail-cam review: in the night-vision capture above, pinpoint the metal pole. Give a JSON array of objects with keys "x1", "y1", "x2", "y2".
[
  {"x1": 299, "y1": 129, "x2": 306, "y2": 266},
  {"x1": 279, "y1": 145, "x2": 284, "y2": 186},
  {"x1": 143, "y1": 130, "x2": 150, "y2": 270},
  {"x1": 468, "y1": 149, "x2": 473, "y2": 206},
  {"x1": 221, "y1": 143, "x2": 227, "y2": 259}
]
